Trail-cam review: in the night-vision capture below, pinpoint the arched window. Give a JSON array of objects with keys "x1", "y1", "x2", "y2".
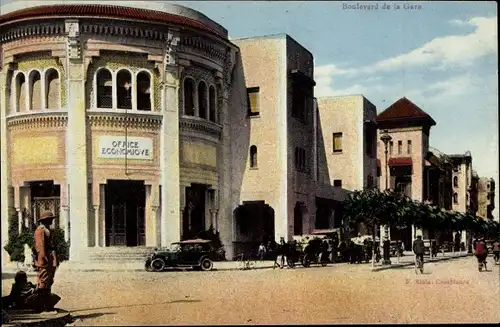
[
  {"x1": 198, "y1": 81, "x2": 207, "y2": 119},
  {"x1": 453, "y1": 193, "x2": 458, "y2": 204},
  {"x1": 250, "y1": 145, "x2": 258, "y2": 168},
  {"x1": 209, "y1": 86, "x2": 216, "y2": 122},
  {"x1": 136, "y1": 71, "x2": 151, "y2": 111},
  {"x1": 183, "y1": 78, "x2": 195, "y2": 116},
  {"x1": 453, "y1": 176, "x2": 458, "y2": 188},
  {"x1": 15, "y1": 73, "x2": 26, "y2": 112},
  {"x1": 116, "y1": 70, "x2": 132, "y2": 109},
  {"x1": 29, "y1": 70, "x2": 41, "y2": 110},
  {"x1": 96, "y1": 69, "x2": 112, "y2": 108},
  {"x1": 45, "y1": 69, "x2": 60, "y2": 109}
]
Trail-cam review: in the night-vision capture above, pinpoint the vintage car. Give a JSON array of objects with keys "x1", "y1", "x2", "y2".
[{"x1": 145, "y1": 239, "x2": 218, "y2": 272}]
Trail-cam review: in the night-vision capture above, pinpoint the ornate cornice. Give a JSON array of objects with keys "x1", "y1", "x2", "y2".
[
  {"x1": 181, "y1": 34, "x2": 225, "y2": 63},
  {"x1": 7, "y1": 112, "x2": 68, "y2": 130},
  {"x1": 0, "y1": 23, "x2": 65, "y2": 42},
  {"x1": 180, "y1": 116, "x2": 222, "y2": 140},
  {"x1": 87, "y1": 112, "x2": 163, "y2": 131}
]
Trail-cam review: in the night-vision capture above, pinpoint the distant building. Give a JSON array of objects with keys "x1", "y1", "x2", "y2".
[
  {"x1": 448, "y1": 152, "x2": 477, "y2": 215},
  {"x1": 376, "y1": 97, "x2": 436, "y2": 248},
  {"x1": 316, "y1": 95, "x2": 378, "y2": 192},
  {"x1": 477, "y1": 177, "x2": 495, "y2": 220}
]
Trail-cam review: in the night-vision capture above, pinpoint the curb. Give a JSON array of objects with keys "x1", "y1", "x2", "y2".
[{"x1": 370, "y1": 254, "x2": 471, "y2": 272}]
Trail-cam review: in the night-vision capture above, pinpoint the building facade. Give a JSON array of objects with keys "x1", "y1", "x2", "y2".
[
  {"x1": 231, "y1": 35, "x2": 348, "y2": 255},
  {"x1": 316, "y1": 95, "x2": 378, "y2": 192},
  {"x1": 478, "y1": 177, "x2": 495, "y2": 220},
  {"x1": 0, "y1": 1, "x2": 253, "y2": 261},
  {"x1": 375, "y1": 97, "x2": 436, "y2": 248},
  {"x1": 449, "y1": 153, "x2": 477, "y2": 215}
]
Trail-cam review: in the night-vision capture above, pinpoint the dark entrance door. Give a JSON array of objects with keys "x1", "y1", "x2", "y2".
[
  {"x1": 182, "y1": 184, "x2": 207, "y2": 240},
  {"x1": 105, "y1": 180, "x2": 145, "y2": 247}
]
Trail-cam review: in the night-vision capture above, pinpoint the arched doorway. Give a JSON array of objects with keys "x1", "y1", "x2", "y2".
[{"x1": 233, "y1": 201, "x2": 275, "y2": 257}]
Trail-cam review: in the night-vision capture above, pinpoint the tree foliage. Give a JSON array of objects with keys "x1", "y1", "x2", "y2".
[
  {"x1": 3, "y1": 211, "x2": 70, "y2": 263},
  {"x1": 343, "y1": 189, "x2": 498, "y2": 239}
]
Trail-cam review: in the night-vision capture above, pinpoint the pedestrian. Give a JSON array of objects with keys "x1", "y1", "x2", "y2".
[
  {"x1": 474, "y1": 237, "x2": 488, "y2": 271},
  {"x1": 492, "y1": 239, "x2": 500, "y2": 264},
  {"x1": 257, "y1": 242, "x2": 266, "y2": 261},
  {"x1": 32, "y1": 210, "x2": 59, "y2": 313}
]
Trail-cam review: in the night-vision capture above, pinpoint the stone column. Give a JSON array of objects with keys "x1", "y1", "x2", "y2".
[
  {"x1": 151, "y1": 205, "x2": 160, "y2": 246},
  {"x1": 14, "y1": 185, "x2": 22, "y2": 233},
  {"x1": 216, "y1": 49, "x2": 236, "y2": 259},
  {"x1": 99, "y1": 184, "x2": 106, "y2": 247},
  {"x1": 93, "y1": 205, "x2": 100, "y2": 247},
  {"x1": 210, "y1": 209, "x2": 218, "y2": 231},
  {"x1": 146, "y1": 184, "x2": 160, "y2": 247},
  {"x1": 0, "y1": 66, "x2": 12, "y2": 264},
  {"x1": 160, "y1": 29, "x2": 181, "y2": 247},
  {"x1": 62, "y1": 205, "x2": 70, "y2": 242},
  {"x1": 59, "y1": 183, "x2": 69, "y2": 239},
  {"x1": 65, "y1": 19, "x2": 89, "y2": 261}
]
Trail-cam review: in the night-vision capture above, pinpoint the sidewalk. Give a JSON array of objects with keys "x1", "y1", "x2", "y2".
[
  {"x1": 2, "y1": 260, "x2": 277, "y2": 273},
  {"x1": 370, "y1": 251, "x2": 472, "y2": 272}
]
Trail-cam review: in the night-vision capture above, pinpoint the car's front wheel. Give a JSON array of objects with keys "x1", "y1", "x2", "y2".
[
  {"x1": 200, "y1": 257, "x2": 214, "y2": 271},
  {"x1": 151, "y1": 258, "x2": 166, "y2": 272}
]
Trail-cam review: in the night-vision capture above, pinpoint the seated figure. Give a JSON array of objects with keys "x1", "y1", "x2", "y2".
[{"x1": 1, "y1": 271, "x2": 60, "y2": 312}]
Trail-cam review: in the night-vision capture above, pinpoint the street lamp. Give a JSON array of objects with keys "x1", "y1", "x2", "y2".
[
  {"x1": 380, "y1": 130, "x2": 392, "y2": 265},
  {"x1": 123, "y1": 81, "x2": 131, "y2": 175}
]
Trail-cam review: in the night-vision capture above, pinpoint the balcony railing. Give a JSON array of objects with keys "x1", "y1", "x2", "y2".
[{"x1": 180, "y1": 116, "x2": 222, "y2": 139}]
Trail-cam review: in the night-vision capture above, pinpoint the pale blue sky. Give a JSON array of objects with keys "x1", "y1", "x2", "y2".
[{"x1": 1, "y1": 0, "x2": 498, "y2": 217}]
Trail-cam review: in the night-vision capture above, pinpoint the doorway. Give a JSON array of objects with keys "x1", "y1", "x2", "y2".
[
  {"x1": 182, "y1": 184, "x2": 207, "y2": 240},
  {"x1": 105, "y1": 180, "x2": 145, "y2": 247}
]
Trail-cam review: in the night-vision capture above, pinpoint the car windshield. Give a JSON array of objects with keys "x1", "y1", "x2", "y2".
[{"x1": 169, "y1": 243, "x2": 181, "y2": 252}]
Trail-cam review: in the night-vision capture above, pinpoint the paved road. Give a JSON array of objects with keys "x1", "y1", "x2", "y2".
[{"x1": 2, "y1": 256, "x2": 499, "y2": 325}]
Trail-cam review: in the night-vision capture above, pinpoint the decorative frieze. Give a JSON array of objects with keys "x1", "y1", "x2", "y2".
[
  {"x1": 0, "y1": 24, "x2": 65, "y2": 42},
  {"x1": 7, "y1": 113, "x2": 68, "y2": 130},
  {"x1": 179, "y1": 117, "x2": 222, "y2": 140},
  {"x1": 81, "y1": 23, "x2": 168, "y2": 41},
  {"x1": 87, "y1": 113, "x2": 163, "y2": 132},
  {"x1": 181, "y1": 34, "x2": 225, "y2": 63},
  {"x1": 65, "y1": 20, "x2": 81, "y2": 60}
]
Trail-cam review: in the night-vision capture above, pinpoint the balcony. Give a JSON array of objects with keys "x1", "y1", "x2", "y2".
[{"x1": 179, "y1": 116, "x2": 222, "y2": 140}]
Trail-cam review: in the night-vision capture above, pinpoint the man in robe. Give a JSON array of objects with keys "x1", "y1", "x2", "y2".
[{"x1": 32, "y1": 210, "x2": 60, "y2": 313}]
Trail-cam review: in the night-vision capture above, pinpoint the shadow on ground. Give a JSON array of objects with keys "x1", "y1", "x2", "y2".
[
  {"x1": 71, "y1": 312, "x2": 115, "y2": 320},
  {"x1": 69, "y1": 299, "x2": 202, "y2": 313}
]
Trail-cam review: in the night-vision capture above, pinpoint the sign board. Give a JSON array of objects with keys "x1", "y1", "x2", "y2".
[{"x1": 99, "y1": 136, "x2": 153, "y2": 160}]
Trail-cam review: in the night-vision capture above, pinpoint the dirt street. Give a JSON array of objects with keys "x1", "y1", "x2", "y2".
[{"x1": 2, "y1": 257, "x2": 499, "y2": 325}]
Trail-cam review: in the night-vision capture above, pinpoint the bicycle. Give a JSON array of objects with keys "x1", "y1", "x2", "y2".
[
  {"x1": 236, "y1": 252, "x2": 255, "y2": 270},
  {"x1": 414, "y1": 255, "x2": 424, "y2": 274}
]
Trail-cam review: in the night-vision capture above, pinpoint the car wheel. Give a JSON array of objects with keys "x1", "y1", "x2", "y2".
[
  {"x1": 151, "y1": 258, "x2": 166, "y2": 272},
  {"x1": 200, "y1": 258, "x2": 213, "y2": 271}
]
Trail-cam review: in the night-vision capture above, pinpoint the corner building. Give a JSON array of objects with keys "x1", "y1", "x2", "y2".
[{"x1": 0, "y1": 1, "x2": 248, "y2": 260}]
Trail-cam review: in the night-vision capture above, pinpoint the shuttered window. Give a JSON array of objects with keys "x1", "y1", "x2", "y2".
[
  {"x1": 247, "y1": 87, "x2": 260, "y2": 116},
  {"x1": 333, "y1": 133, "x2": 343, "y2": 153}
]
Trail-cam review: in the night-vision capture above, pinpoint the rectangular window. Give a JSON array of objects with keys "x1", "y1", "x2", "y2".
[
  {"x1": 398, "y1": 140, "x2": 402, "y2": 155},
  {"x1": 292, "y1": 85, "x2": 308, "y2": 123},
  {"x1": 333, "y1": 179, "x2": 342, "y2": 187},
  {"x1": 389, "y1": 141, "x2": 394, "y2": 155},
  {"x1": 294, "y1": 147, "x2": 307, "y2": 172},
  {"x1": 407, "y1": 140, "x2": 412, "y2": 154},
  {"x1": 247, "y1": 87, "x2": 260, "y2": 116},
  {"x1": 333, "y1": 133, "x2": 343, "y2": 153}
]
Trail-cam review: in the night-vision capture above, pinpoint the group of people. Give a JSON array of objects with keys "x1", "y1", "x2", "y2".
[
  {"x1": 255, "y1": 235, "x2": 385, "y2": 269},
  {"x1": 2, "y1": 211, "x2": 61, "y2": 315}
]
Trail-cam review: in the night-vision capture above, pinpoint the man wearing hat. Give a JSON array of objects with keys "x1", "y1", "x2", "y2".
[{"x1": 32, "y1": 210, "x2": 59, "y2": 312}]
